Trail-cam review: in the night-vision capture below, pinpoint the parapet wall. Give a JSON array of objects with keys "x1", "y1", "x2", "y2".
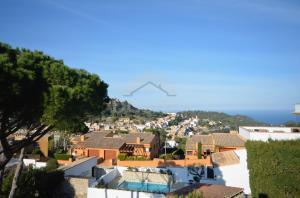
[{"x1": 117, "y1": 157, "x2": 211, "y2": 167}]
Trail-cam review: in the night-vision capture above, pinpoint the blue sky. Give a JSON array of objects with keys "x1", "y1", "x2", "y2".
[{"x1": 1, "y1": 0, "x2": 300, "y2": 112}]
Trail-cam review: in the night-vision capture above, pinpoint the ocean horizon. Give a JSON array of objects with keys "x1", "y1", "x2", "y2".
[
  {"x1": 164, "y1": 109, "x2": 300, "y2": 125},
  {"x1": 225, "y1": 110, "x2": 300, "y2": 125}
]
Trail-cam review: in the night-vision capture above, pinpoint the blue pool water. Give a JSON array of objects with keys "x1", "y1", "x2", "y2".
[{"x1": 118, "y1": 181, "x2": 170, "y2": 193}]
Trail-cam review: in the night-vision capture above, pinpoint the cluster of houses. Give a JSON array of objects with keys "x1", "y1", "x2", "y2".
[
  {"x1": 55, "y1": 124, "x2": 299, "y2": 198},
  {"x1": 12, "y1": 105, "x2": 300, "y2": 198}
]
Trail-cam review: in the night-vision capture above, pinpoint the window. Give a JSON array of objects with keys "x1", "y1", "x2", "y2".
[{"x1": 187, "y1": 151, "x2": 193, "y2": 155}]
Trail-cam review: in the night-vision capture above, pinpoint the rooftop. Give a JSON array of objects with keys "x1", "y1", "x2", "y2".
[
  {"x1": 186, "y1": 133, "x2": 245, "y2": 151},
  {"x1": 167, "y1": 183, "x2": 243, "y2": 198},
  {"x1": 58, "y1": 156, "x2": 97, "y2": 171},
  {"x1": 186, "y1": 135, "x2": 213, "y2": 150},
  {"x1": 73, "y1": 131, "x2": 156, "y2": 149},
  {"x1": 211, "y1": 150, "x2": 240, "y2": 167},
  {"x1": 212, "y1": 133, "x2": 245, "y2": 147}
]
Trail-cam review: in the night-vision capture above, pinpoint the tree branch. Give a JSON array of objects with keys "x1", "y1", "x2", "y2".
[
  {"x1": 8, "y1": 148, "x2": 24, "y2": 198},
  {"x1": 9, "y1": 125, "x2": 53, "y2": 154}
]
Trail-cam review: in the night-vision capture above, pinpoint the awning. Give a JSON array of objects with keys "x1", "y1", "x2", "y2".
[{"x1": 119, "y1": 144, "x2": 144, "y2": 153}]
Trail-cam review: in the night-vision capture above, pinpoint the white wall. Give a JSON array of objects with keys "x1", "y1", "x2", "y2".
[
  {"x1": 102, "y1": 169, "x2": 121, "y2": 184},
  {"x1": 87, "y1": 188, "x2": 166, "y2": 198},
  {"x1": 242, "y1": 126, "x2": 292, "y2": 133},
  {"x1": 239, "y1": 127, "x2": 250, "y2": 140},
  {"x1": 249, "y1": 132, "x2": 300, "y2": 141},
  {"x1": 23, "y1": 159, "x2": 46, "y2": 169},
  {"x1": 239, "y1": 127, "x2": 300, "y2": 142},
  {"x1": 213, "y1": 149, "x2": 251, "y2": 194},
  {"x1": 63, "y1": 157, "x2": 97, "y2": 177}
]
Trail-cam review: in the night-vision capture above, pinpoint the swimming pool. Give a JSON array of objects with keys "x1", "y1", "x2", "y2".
[{"x1": 118, "y1": 181, "x2": 170, "y2": 193}]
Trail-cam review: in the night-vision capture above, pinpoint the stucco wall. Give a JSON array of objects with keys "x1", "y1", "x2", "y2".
[
  {"x1": 213, "y1": 149, "x2": 251, "y2": 194},
  {"x1": 249, "y1": 132, "x2": 300, "y2": 141},
  {"x1": 239, "y1": 126, "x2": 300, "y2": 142},
  {"x1": 238, "y1": 127, "x2": 250, "y2": 140}
]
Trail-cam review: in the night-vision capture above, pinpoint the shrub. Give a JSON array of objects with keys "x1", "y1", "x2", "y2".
[
  {"x1": 160, "y1": 153, "x2": 173, "y2": 160},
  {"x1": 197, "y1": 143, "x2": 202, "y2": 159},
  {"x1": 46, "y1": 158, "x2": 58, "y2": 171},
  {"x1": 120, "y1": 155, "x2": 150, "y2": 161},
  {"x1": 246, "y1": 140, "x2": 300, "y2": 198},
  {"x1": 118, "y1": 153, "x2": 128, "y2": 161},
  {"x1": 54, "y1": 153, "x2": 71, "y2": 160}
]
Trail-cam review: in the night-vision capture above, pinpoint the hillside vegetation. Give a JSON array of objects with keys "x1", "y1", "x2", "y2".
[
  {"x1": 178, "y1": 111, "x2": 265, "y2": 129},
  {"x1": 88, "y1": 99, "x2": 166, "y2": 122},
  {"x1": 246, "y1": 140, "x2": 300, "y2": 198}
]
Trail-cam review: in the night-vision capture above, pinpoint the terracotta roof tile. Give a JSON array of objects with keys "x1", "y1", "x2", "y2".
[
  {"x1": 168, "y1": 183, "x2": 243, "y2": 198},
  {"x1": 212, "y1": 150, "x2": 240, "y2": 167},
  {"x1": 212, "y1": 133, "x2": 245, "y2": 147}
]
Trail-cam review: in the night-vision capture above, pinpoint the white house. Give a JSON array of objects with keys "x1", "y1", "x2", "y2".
[
  {"x1": 23, "y1": 158, "x2": 47, "y2": 169},
  {"x1": 293, "y1": 104, "x2": 300, "y2": 114},
  {"x1": 239, "y1": 126, "x2": 300, "y2": 142},
  {"x1": 212, "y1": 149, "x2": 251, "y2": 195},
  {"x1": 58, "y1": 156, "x2": 97, "y2": 177}
]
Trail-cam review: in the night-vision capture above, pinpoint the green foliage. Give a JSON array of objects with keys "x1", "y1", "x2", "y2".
[
  {"x1": 32, "y1": 147, "x2": 42, "y2": 155},
  {"x1": 96, "y1": 99, "x2": 166, "y2": 122},
  {"x1": 168, "y1": 116, "x2": 184, "y2": 126},
  {"x1": 96, "y1": 179, "x2": 106, "y2": 188},
  {"x1": 1, "y1": 171, "x2": 14, "y2": 197},
  {"x1": 246, "y1": 140, "x2": 300, "y2": 198},
  {"x1": 48, "y1": 137, "x2": 55, "y2": 156},
  {"x1": 0, "y1": 42, "x2": 108, "y2": 133},
  {"x1": 1, "y1": 167, "x2": 64, "y2": 198},
  {"x1": 122, "y1": 155, "x2": 150, "y2": 161},
  {"x1": 115, "y1": 130, "x2": 129, "y2": 134},
  {"x1": 144, "y1": 128, "x2": 167, "y2": 146},
  {"x1": 197, "y1": 143, "x2": 202, "y2": 159},
  {"x1": 45, "y1": 158, "x2": 58, "y2": 171},
  {"x1": 118, "y1": 153, "x2": 149, "y2": 161},
  {"x1": 54, "y1": 153, "x2": 71, "y2": 160},
  {"x1": 159, "y1": 153, "x2": 174, "y2": 160},
  {"x1": 117, "y1": 153, "x2": 128, "y2": 161},
  {"x1": 284, "y1": 121, "x2": 300, "y2": 127},
  {"x1": 178, "y1": 111, "x2": 265, "y2": 130}
]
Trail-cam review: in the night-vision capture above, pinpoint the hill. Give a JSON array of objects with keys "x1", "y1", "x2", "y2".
[
  {"x1": 178, "y1": 111, "x2": 266, "y2": 129},
  {"x1": 89, "y1": 99, "x2": 166, "y2": 122}
]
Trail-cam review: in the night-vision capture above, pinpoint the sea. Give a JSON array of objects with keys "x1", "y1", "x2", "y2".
[{"x1": 225, "y1": 110, "x2": 300, "y2": 125}]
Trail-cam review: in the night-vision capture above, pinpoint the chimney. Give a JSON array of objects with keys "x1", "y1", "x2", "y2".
[
  {"x1": 80, "y1": 135, "x2": 85, "y2": 142},
  {"x1": 136, "y1": 137, "x2": 141, "y2": 144}
]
